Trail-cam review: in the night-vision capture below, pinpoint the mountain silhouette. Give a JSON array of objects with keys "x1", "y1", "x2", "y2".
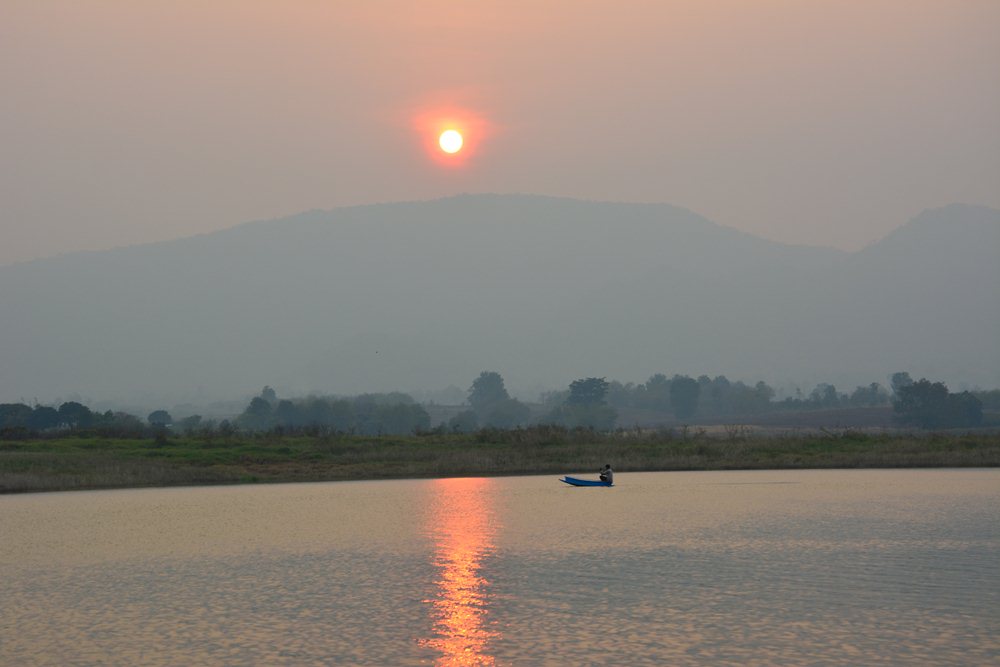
[{"x1": 1, "y1": 195, "x2": 997, "y2": 404}]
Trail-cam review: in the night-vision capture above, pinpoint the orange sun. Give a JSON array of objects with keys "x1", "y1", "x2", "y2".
[
  {"x1": 413, "y1": 104, "x2": 490, "y2": 167},
  {"x1": 438, "y1": 129, "x2": 463, "y2": 154}
]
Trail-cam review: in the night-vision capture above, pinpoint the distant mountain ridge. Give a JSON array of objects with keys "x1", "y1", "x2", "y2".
[{"x1": 1, "y1": 195, "x2": 997, "y2": 405}]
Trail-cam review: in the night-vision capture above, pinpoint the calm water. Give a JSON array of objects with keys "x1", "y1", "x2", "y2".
[{"x1": 1, "y1": 469, "x2": 998, "y2": 666}]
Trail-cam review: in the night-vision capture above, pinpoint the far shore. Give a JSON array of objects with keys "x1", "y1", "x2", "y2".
[{"x1": 2, "y1": 428, "x2": 999, "y2": 495}]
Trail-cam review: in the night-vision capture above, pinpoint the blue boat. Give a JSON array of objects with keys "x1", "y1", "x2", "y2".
[{"x1": 560, "y1": 476, "x2": 613, "y2": 487}]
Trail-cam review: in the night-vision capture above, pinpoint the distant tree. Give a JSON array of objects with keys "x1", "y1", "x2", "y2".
[
  {"x1": 352, "y1": 395, "x2": 380, "y2": 434},
  {"x1": 948, "y1": 392, "x2": 984, "y2": 427},
  {"x1": 468, "y1": 372, "x2": 510, "y2": 416},
  {"x1": 27, "y1": 406, "x2": 60, "y2": 431},
  {"x1": 260, "y1": 386, "x2": 277, "y2": 405},
  {"x1": 809, "y1": 384, "x2": 840, "y2": 408},
  {"x1": 641, "y1": 374, "x2": 671, "y2": 411},
  {"x1": 548, "y1": 377, "x2": 617, "y2": 430},
  {"x1": 246, "y1": 397, "x2": 271, "y2": 418},
  {"x1": 895, "y1": 379, "x2": 982, "y2": 429},
  {"x1": 849, "y1": 383, "x2": 888, "y2": 407},
  {"x1": 971, "y1": 389, "x2": 1000, "y2": 411},
  {"x1": 605, "y1": 380, "x2": 637, "y2": 409},
  {"x1": 539, "y1": 389, "x2": 569, "y2": 408},
  {"x1": 350, "y1": 395, "x2": 428, "y2": 435},
  {"x1": 239, "y1": 396, "x2": 275, "y2": 430},
  {"x1": 483, "y1": 398, "x2": 532, "y2": 429},
  {"x1": 239, "y1": 392, "x2": 430, "y2": 435},
  {"x1": 147, "y1": 410, "x2": 173, "y2": 427},
  {"x1": 217, "y1": 419, "x2": 236, "y2": 437},
  {"x1": 708, "y1": 375, "x2": 732, "y2": 414},
  {"x1": 273, "y1": 400, "x2": 299, "y2": 427},
  {"x1": 301, "y1": 397, "x2": 334, "y2": 427},
  {"x1": 545, "y1": 403, "x2": 618, "y2": 431},
  {"x1": 100, "y1": 411, "x2": 145, "y2": 436},
  {"x1": 754, "y1": 381, "x2": 776, "y2": 406},
  {"x1": 894, "y1": 379, "x2": 948, "y2": 428},
  {"x1": 728, "y1": 381, "x2": 759, "y2": 414},
  {"x1": 669, "y1": 375, "x2": 701, "y2": 419},
  {"x1": 362, "y1": 403, "x2": 431, "y2": 435},
  {"x1": 58, "y1": 401, "x2": 93, "y2": 429},
  {"x1": 448, "y1": 409, "x2": 479, "y2": 433},
  {"x1": 0, "y1": 403, "x2": 34, "y2": 429},
  {"x1": 890, "y1": 372, "x2": 914, "y2": 397},
  {"x1": 175, "y1": 415, "x2": 203, "y2": 433},
  {"x1": 326, "y1": 399, "x2": 355, "y2": 431},
  {"x1": 696, "y1": 375, "x2": 713, "y2": 410},
  {"x1": 567, "y1": 377, "x2": 610, "y2": 406},
  {"x1": 282, "y1": 396, "x2": 352, "y2": 431}
]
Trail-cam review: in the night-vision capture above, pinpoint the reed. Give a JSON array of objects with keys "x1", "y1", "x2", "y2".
[{"x1": 1, "y1": 429, "x2": 997, "y2": 494}]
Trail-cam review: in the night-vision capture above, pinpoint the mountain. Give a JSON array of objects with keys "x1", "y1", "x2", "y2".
[{"x1": 1, "y1": 195, "x2": 997, "y2": 406}]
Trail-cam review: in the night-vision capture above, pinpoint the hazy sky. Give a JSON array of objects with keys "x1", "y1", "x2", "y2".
[{"x1": 3, "y1": 1, "x2": 998, "y2": 265}]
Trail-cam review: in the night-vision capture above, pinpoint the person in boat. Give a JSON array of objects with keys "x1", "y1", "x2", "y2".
[{"x1": 599, "y1": 464, "x2": 614, "y2": 485}]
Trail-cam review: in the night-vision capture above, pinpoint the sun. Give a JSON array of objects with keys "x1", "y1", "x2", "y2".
[{"x1": 438, "y1": 129, "x2": 463, "y2": 154}]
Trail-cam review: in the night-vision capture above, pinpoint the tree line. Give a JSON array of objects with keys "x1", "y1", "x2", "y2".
[
  {"x1": 600, "y1": 374, "x2": 887, "y2": 416},
  {"x1": 452, "y1": 370, "x2": 986, "y2": 431},
  {"x1": 0, "y1": 401, "x2": 148, "y2": 437},
  {"x1": 0, "y1": 370, "x2": 990, "y2": 439},
  {"x1": 236, "y1": 387, "x2": 431, "y2": 435}
]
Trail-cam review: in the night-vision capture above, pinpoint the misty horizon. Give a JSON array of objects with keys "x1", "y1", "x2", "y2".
[
  {"x1": 2, "y1": 194, "x2": 997, "y2": 410},
  {"x1": 2, "y1": 1, "x2": 998, "y2": 411},
  {"x1": 1, "y1": 193, "x2": 993, "y2": 269}
]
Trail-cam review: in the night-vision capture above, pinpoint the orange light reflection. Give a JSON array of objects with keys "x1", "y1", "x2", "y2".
[{"x1": 419, "y1": 477, "x2": 500, "y2": 666}]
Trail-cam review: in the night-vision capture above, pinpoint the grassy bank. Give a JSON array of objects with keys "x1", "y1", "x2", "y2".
[{"x1": 1, "y1": 428, "x2": 998, "y2": 494}]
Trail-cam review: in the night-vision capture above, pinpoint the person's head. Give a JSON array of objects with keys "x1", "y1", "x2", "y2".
[{"x1": 604, "y1": 464, "x2": 611, "y2": 470}]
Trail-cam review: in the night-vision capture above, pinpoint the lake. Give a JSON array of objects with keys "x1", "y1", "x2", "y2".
[{"x1": 2, "y1": 469, "x2": 998, "y2": 665}]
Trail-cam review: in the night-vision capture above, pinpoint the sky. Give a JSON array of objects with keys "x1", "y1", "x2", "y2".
[{"x1": 2, "y1": 0, "x2": 998, "y2": 265}]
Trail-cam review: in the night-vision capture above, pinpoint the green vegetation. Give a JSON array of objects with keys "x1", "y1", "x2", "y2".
[
  {"x1": 2, "y1": 370, "x2": 990, "y2": 444},
  {"x1": 2, "y1": 428, "x2": 997, "y2": 494},
  {"x1": 460, "y1": 371, "x2": 531, "y2": 429},
  {"x1": 237, "y1": 389, "x2": 432, "y2": 434},
  {"x1": 546, "y1": 377, "x2": 617, "y2": 430},
  {"x1": 893, "y1": 378, "x2": 983, "y2": 429},
  {"x1": 2, "y1": 369, "x2": 996, "y2": 495}
]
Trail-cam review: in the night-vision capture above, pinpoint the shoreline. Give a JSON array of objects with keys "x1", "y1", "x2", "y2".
[
  {"x1": 5, "y1": 465, "x2": 1000, "y2": 498},
  {"x1": 2, "y1": 430, "x2": 998, "y2": 495}
]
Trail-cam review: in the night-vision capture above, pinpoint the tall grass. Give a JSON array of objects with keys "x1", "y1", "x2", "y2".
[{"x1": 1, "y1": 428, "x2": 997, "y2": 494}]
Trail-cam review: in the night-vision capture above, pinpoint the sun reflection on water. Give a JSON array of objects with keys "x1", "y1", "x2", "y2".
[{"x1": 419, "y1": 477, "x2": 500, "y2": 666}]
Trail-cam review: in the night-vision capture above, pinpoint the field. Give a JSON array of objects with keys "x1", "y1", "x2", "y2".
[{"x1": 2, "y1": 427, "x2": 999, "y2": 494}]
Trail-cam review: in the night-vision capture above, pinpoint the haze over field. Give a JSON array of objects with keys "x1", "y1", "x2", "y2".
[
  {"x1": 1, "y1": 195, "x2": 997, "y2": 406},
  {"x1": 1, "y1": 2, "x2": 998, "y2": 409}
]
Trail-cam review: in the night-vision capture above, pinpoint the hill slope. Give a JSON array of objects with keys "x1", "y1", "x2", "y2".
[{"x1": 1, "y1": 195, "x2": 997, "y2": 404}]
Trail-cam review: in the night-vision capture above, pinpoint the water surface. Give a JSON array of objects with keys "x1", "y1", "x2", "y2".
[{"x1": 2, "y1": 469, "x2": 998, "y2": 665}]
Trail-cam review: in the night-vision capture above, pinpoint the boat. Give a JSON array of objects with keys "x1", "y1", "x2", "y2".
[{"x1": 560, "y1": 476, "x2": 613, "y2": 487}]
